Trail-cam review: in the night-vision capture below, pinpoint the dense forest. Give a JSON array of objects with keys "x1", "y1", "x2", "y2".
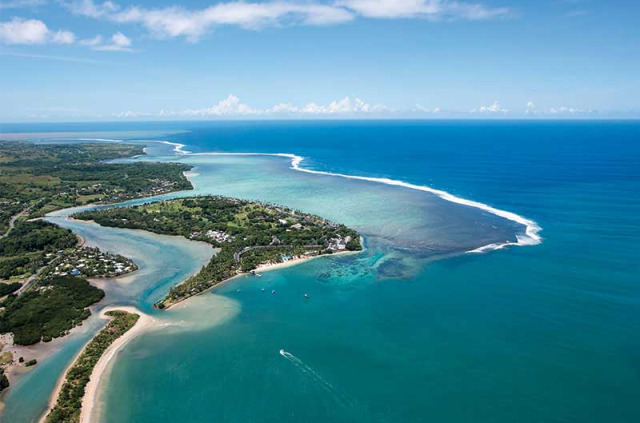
[
  {"x1": 0, "y1": 276, "x2": 105, "y2": 345},
  {"x1": 75, "y1": 196, "x2": 361, "y2": 308}
]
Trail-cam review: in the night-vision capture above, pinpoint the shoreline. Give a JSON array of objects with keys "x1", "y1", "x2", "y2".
[
  {"x1": 164, "y1": 248, "x2": 357, "y2": 310},
  {"x1": 79, "y1": 306, "x2": 154, "y2": 423},
  {"x1": 185, "y1": 151, "x2": 542, "y2": 252},
  {"x1": 58, "y1": 137, "x2": 540, "y2": 254},
  {"x1": 253, "y1": 248, "x2": 358, "y2": 274},
  {"x1": 39, "y1": 306, "x2": 154, "y2": 423}
]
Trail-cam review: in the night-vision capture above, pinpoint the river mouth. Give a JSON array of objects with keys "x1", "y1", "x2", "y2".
[{"x1": 2, "y1": 136, "x2": 533, "y2": 423}]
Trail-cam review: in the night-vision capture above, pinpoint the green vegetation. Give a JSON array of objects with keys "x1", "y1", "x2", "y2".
[
  {"x1": 0, "y1": 368, "x2": 9, "y2": 392},
  {"x1": 0, "y1": 141, "x2": 192, "y2": 228},
  {"x1": 0, "y1": 282, "x2": 21, "y2": 296},
  {"x1": 0, "y1": 141, "x2": 181, "y2": 355},
  {"x1": 0, "y1": 220, "x2": 77, "y2": 257},
  {"x1": 0, "y1": 220, "x2": 78, "y2": 280},
  {"x1": 45, "y1": 310, "x2": 139, "y2": 423},
  {"x1": 0, "y1": 141, "x2": 193, "y2": 281},
  {"x1": 42, "y1": 246, "x2": 138, "y2": 279},
  {"x1": 0, "y1": 276, "x2": 104, "y2": 345},
  {"x1": 75, "y1": 196, "x2": 361, "y2": 308},
  {"x1": 0, "y1": 351, "x2": 12, "y2": 365}
]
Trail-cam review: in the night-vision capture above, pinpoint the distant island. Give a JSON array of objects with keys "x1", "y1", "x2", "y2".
[{"x1": 74, "y1": 196, "x2": 362, "y2": 308}]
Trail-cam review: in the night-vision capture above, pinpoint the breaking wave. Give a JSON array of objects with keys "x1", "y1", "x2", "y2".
[{"x1": 185, "y1": 149, "x2": 543, "y2": 253}]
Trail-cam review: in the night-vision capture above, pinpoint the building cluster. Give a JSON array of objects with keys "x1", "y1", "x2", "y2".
[
  {"x1": 328, "y1": 235, "x2": 353, "y2": 251},
  {"x1": 189, "y1": 230, "x2": 235, "y2": 243},
  {"x1": 45, "y1": 247, "x2": 137, "y2": 278},
  {"x1": 205, "y1": 229, "x2": 235, "y2": 243}
]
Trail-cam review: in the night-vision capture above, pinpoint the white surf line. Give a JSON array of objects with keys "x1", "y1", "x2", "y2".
[
  {"x1": 187, "y1": 151, "x2": 542, "y2": 253},
  {"x1": 159, "y1": 140, "x2": 191, "y2": 154},
  {"x1": 52, "y1": 137, "x2": 542, "y2": 253}
]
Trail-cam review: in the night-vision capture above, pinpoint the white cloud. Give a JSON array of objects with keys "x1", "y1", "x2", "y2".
[
  {"x1": 472, "y1": 100, "x2": 508, "y2": 113},
  {"x1": 115, "y1": 110, "x2": 151, "y2": 118},
  {"x1": 549, "y1": 106, "x2": 580, "y2": 114},
  {"x1": 181, "y1": 95, "x2": 259, "y2": 116},
  {"x1": 66, "y1": 0, "x2": 354, "y2": 41},
  {"x1": 90, "y1": 31, "x2": 132, "y2": 51},
  {"x1": 269, "y1": 103, "x2": 300, "y2": 113},
  {"x1": 51, "y1": 30, "x2": 75, "y2": 44},
  {"x1": 0, "y1": 0, "x2": 47, "y2": 9},
  {"x1": 414, "y1": 104, "x2": 441, "y2": 113},
  {"x1": 116, "y1": 95, "x2": 391, "y2": 118},
  {"x1": 79, "y1": 35, "x2": 103, "y2": 46},
  {"x1": 526, "y1": 100, "x2": 535, "y2": 114},
  {"x1": 0, "y1": 18, "x2": 75, "y2": 45},
  {"x1": 80, "y1": 32, "x2": 132, "y2": 51},
  {"x1": 65, "y1": 0, "x2": 511, "y2": 42},
  {"x1": 65, "y1": 0, "x2": 120, "y2": 18},
  {"x1": 338, "y1": 0, "x2": 511, "y2": 20}
]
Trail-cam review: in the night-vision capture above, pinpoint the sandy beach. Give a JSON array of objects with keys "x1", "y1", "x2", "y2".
[
  {"x1": 78, "y1": 306, "x2": 154, "y2": 423},
  {"x1": 253, "y1": 248, "x2": 358, "y2": 274},
  {"x1": 163, "y1": 249, "x2": 356, "y2": 310},
  {"x1": 38, "y1": 306, "x2": 154, "y2": 423}
]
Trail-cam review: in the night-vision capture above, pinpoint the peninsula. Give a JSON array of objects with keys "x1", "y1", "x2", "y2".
[{"x1": 74, "y1": 196, "x2": 362, "y2": 308}]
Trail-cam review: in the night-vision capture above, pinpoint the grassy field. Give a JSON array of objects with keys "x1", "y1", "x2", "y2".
[{"x1": 0, "y1": 141, "x2": 193, "y2": 234}]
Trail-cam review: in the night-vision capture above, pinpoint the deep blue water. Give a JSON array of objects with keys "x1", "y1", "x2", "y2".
[{"x1": 1, "y1": 120, "x2": 639, "y2": 422}]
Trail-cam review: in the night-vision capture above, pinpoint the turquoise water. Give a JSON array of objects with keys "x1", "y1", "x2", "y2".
[
  {"x1": 0, "y1": 208, "x2": 215, "y2": 423},
  {"x1": 1, "y1": 121, "x2": 639, "y2": 422}
]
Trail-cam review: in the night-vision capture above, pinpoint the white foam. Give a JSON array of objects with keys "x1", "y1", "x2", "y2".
[
  {"x1": 188, "y1": 151, "x2": 542, "y2": 253},
  {"x1": 158, "y1": 140, "x2": 190, "y2": 154},
  {"x1": 55, "y1": 137, "x2": 542, "y2": 254}
]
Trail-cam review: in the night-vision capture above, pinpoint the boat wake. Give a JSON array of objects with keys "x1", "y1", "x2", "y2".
[{"x1": 279, "y1": 349, "x2": 354, "y2": 409}]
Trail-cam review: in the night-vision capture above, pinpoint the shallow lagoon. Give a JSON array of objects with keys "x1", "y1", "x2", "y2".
[
  {"x1": 4, "y1": 120, "x2": 638, "y2": 423},
  {"x1": 94, "y1": 148, "x2": 528, "y2": 423}
]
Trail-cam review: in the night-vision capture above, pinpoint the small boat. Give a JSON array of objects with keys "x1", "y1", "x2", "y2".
[
  {"x1": 262, "y1": 288, "x2": 265, "y2": 292},
  {"x1": 304, "y1": 294, "x2": 310, "y2": 299},
  {"x1": 271, "y1": 290, "x2": 276, "y2": 295}
]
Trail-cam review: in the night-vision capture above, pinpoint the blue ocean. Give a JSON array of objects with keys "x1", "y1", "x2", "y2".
[{"x1": 1, "y1": 120, "x2": 639, "y2": 423}]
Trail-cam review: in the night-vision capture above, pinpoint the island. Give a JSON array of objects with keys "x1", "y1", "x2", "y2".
[{"x1": 74, "y1": 196, "x2": 362, "y2": 308}]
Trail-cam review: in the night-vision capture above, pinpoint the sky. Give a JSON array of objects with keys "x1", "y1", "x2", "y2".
[{"x1": 1, "y1": 0, "x2": 639, "y2": 121}]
